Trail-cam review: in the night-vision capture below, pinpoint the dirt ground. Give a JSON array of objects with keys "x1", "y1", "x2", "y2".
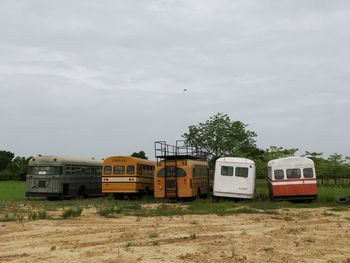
[{"x1": 0, "y1": 207, "x2": 349, "y2": 263}]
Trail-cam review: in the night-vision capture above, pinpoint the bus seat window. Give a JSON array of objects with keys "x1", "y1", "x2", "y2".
[
  {"x1": 138, "y1": 165, "x2": 143, "y2": 175},
  {"x1": 113, "y1": 165, "x2": 125, "y2": 174},
  {"x1": 286, "y1": 169, "x2": 301, "y2": 179},
  {"x1": 221, "y1": 166, "x2": 233, "y2": 176},
  {"x1": 104, "y1": 166, "x2": 112, "y2": 175},
  {"x1": 127, "y1": 165, "x2": 135, "y2": 174},
  {"x1": 303, "y1": 168, "x2": 314, "y2": 178},
  {"x1": 66, "y1": 166, "x2": 71, "y2": 175},
  {"x1": 235, "y1": 167, "x2": 248, "y2": 178},
  {"x1": 157, "y1": 167, "x2": 186, "y2": 177},
  {"x1": 274, "y1": 169, "x2": 284, "y2": 180},
  {"x1": 28, "y1": 166, "x2": 62, "y2": 175}
]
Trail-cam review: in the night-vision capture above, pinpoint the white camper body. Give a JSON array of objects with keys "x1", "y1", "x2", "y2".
[{"x1": 213, "y1": 157, "x2": 256, "y2": 199}]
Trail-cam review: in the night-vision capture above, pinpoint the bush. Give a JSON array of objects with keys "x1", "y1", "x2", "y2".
[{"x1": 62, "y1": 207, "x2": 83, "y2": 219}]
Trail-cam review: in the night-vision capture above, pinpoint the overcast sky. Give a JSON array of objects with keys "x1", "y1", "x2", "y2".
[{"x1": 1, "y1": 0, "x2": 349, "y2": 160}]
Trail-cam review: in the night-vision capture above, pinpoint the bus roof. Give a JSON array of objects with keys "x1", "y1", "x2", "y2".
[
  {"x1": 29, "y1": 155, "x2": 102, "y2": 166},
  {"x1": 103, "y1": 156, "x2": 156, "y2": 165},
  {"x1": 216, "y1": 157, "x2": 255, "y2": 165},
  {"x1": 268, "y1": 157, "x2": 314, "y2": 168}
]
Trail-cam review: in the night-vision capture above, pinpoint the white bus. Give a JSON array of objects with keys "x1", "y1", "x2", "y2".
[{"x1": 213, "y1": 157, "x2": 256, "y2": 199}]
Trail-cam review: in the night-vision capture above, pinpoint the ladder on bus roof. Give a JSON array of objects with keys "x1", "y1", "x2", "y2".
[{"x1": 154, "y1": 140, "x2": 206, "y2": 199}]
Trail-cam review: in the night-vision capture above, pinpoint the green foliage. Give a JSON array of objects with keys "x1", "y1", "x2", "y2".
[
  {"x1": 0, "y1": 151, "x2": 14, "y2": 172},
  {"x1": 0, "y1": 151, "x2": 31, "y2": 181},
  {"x1": 97, "y1": 206, "x2": 122, "y2": 217},
  {"x1": 29, "y1": 210, "x2": 49, "y2": 220},
  {"x1": 62, "y1": 207, "x2": 83, "y2": 219},
  {"x1": 131, "y1": 151, "x2": 148, "y2": 160},
  {"x1": 182, "y1": 113, "x2": 258, "y2": 169}
]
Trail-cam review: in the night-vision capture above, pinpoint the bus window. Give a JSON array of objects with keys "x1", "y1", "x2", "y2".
[
  {"x1": 127, "y1": 165, "x2": 135, "y2": 174},
  {"x1": 157, "y1": 167, "x2": 186, "y2": 177},
  {"x1": 274, "y1": 169, "x2": 284, "y2": 180},
  {"x1": 113, "y1": 165, "x2": 125, "y2": 174},
  {"x1": 65, "y1": 166, "x2": 71, "y2": 175},
  {"x1": 303, "y1": 168, "x2": 314, "y2": 178},
  {"x1": 286, "y1": 169, "x2": 301, "y2": 179},
  {"x1": 221, "y1": 166, "x2": 233, "y2": 176},
  {"x1": 138, "y1": 165, "x2": 143, "y2": 175},
  {"x1": 235, "y1": 167, "x2": 248, "y2": 178},
  {"x1": 104, "y1": 166, "x2": 112, "y2": 175},
  {"x1": 97, "y1": 167, "x2": 102, "y2": 176},
  {"x1": 28, "y1": 166, "x2": 62, "y2": 175}
]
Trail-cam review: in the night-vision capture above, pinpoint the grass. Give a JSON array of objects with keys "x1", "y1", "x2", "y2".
[
  {"x1": 29, "y1": 210, "x2": 49, "y2": 220},
  {"x1": 0, "y1": 180, "x2": 350, "y2": 219},
  {"x1": 62, "y1": 207, "x2": 83, "y2": 219},
  {"x1": 0, "y1": 181, "x2": 26, "y2": 201}
]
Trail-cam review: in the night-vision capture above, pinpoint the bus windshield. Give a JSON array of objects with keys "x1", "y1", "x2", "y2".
[
  {"x1": 157, "y1": 167, "x2": 186, "y2": 177},
  {"x1": 28, "y1": 166, "x2": 62, "y2": 175}
]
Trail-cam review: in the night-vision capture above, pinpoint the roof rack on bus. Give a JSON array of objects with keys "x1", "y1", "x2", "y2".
[{"x1": 154, "y1": 140, "x2": 206, "y2": 161}]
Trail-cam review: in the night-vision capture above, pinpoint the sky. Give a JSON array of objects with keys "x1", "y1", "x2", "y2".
[{"x1": 0, "y1": 0, "x2": 350, "y2": 160}]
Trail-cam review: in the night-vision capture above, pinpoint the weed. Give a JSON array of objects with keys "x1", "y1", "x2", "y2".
[
  {"x1": 190, "y1": 220, "x2": 199, "y2": 225},
  {"x1": 286, "y1": 227, "x2": 305, "y2": 235},
  {"x1": 190, "y1": 233, "x2": 197, "y2": 239},
  {"x1": 263, "y1": 247, "x2": 274, "y2": 253},
  {"x1": 97, "y1": 206, "x2": 122, "y2": 218},
  {"x1": 304, "y1": 236, "x2": 316, "y2": 243},
  {"x1": 0, "y1": 213, "x2": 17, "y2": 222},
  {"x1": 29, "y1": 210, "x2": 49, "y2": 220},
  {"x1": 62, "y1": 207, "x2": 83, "y2": 219},
  {"x1": 148, "y1": 232, "x2": 159, "y2": 239},
  {"x1": 152, "y1": 240, "x2": 160, "y2": 246}
]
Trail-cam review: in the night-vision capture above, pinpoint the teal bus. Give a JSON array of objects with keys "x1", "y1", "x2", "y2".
[{"x1": 25, "y1": 155, "x2": 102, "y2": 199}]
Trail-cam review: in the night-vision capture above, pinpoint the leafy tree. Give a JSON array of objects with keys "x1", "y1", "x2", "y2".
[
  {"x1": 182, "y1": 113, "x2": 258, "y2": 170},
  {"x1": 0, "y1": 151, "x2": 14, "y2": 172},
  {"x1": 131, "y1": 150, "x2": 148, "y2": 160}
]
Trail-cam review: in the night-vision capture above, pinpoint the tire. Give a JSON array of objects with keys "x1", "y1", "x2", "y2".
[{"x1": 336, "y1": 196, "x2": 350, "y2": 204}]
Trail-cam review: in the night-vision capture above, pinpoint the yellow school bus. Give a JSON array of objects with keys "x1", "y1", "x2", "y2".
[
  {"x1": 102, "y1": 156, "x2": 156, "y2": 198},
  {"x1": 154, "y1": 141, "x2": 209, "y2": 199}
]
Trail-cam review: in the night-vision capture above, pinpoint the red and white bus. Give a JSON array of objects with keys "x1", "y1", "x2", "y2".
[{"x1": 267, "y1": 157, "x2": 317, "y2": 201}]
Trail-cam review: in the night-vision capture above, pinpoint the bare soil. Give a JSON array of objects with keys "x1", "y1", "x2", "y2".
[{"x1": 0, "y1": 207, "x2": 349, "y2": 263}]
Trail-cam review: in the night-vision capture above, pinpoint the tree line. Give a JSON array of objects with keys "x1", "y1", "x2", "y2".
[{"x1": 1, "y1": 113, "x2": 350, "y2": 185}]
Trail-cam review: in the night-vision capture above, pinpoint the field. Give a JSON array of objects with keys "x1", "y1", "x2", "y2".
[{"x1": 0, "y1": 181, "x2": 350, "y2": 262}]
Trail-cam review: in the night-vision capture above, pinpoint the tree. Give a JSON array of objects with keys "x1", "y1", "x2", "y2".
[
  {"x1": 0, "y1": 151, "x2": 14, "y2": 172},
  {"x1": 182, "y1": 113, "x2": 258, "y2": 169},
  {"x1": 131, "y1": 150, "x2": 148, "y2": 160}
]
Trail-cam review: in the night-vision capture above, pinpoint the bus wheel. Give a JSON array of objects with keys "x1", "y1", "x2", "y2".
[{"x1": 78, "y1": 186, "x2": 86, "y2": 199}]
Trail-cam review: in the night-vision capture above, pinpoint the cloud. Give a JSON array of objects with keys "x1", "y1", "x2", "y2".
[{"x1": 0, "y1": 0, "x2": 350, "y2": 158}]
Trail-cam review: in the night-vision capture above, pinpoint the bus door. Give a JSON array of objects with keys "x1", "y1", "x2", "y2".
[
  {"x1": 165, "y1": 167, "x2": 177, "y2": 198},
  {"x1": 234, "y1": 166, "x2": 250, "y2": 194},
  {"x1": 216, "y1": 164, "x2": 235, "y2": 193}
]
